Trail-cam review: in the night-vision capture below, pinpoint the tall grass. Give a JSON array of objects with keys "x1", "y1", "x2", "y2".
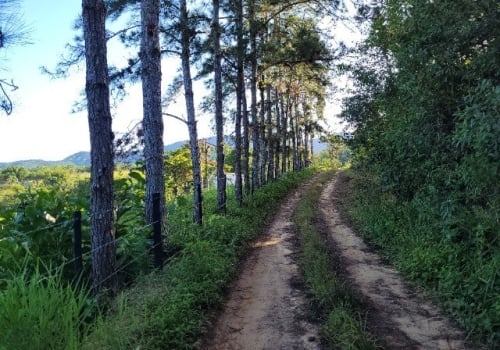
[{"x1": 0, "y1": 266, "x2": 91, "y2": 350}]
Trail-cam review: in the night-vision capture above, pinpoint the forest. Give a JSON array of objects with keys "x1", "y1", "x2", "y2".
[{"x1": 0, "y1": 0, "x2": 499, "y2": 349}]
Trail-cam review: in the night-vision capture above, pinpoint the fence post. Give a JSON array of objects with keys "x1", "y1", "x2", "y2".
[
  {"x1": 152, "y1": 193, "x2": 164, "y2": 269},
  {"x1": 73, "y1": 211, "x2": 83, "y2": 279}
]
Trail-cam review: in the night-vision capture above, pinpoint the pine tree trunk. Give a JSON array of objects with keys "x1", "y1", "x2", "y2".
[
  {"x1": 82, "y1": 0, "x2": 116, "y2": 294},
  {"x1": 266, "y1": 84, "x2": 274, "y2": 181},
  {"x1": 259, "y1": 84, "x2": 266, "y2": 184},
  {"x1": 281, "y1": 94, "x2": 288, "y2": 174},
  {"x1": 242, "y1": 82, "x2": 251, "y2": 195},
  {"x1": 180, "y1": 0, "x2": 203, "y2": 224},
  {"x1": 274, "y1": 88, "x2": 281, "y2": 179},
  {"x1": 141, "y1": 0, "x2": 165, "y2": 231},
  {"x1": 213, "y1": 0, "x2": 226, "y2": 213},
  {"x1": 234, "y1": 0, "x2": 244, "y2": 206},
  {"x1": 249, "y1": 0, "x2": 260, "y2": 192}
]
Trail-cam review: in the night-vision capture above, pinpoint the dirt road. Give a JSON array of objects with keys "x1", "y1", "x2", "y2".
[
  {"x1": 204, "y1": 173, "x2": 473, "y2": 350},
  {"x1": 203, "y1": 178, "x2": 320, "y2": 350}
]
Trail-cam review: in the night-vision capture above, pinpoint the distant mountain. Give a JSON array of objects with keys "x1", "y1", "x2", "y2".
[
  {"x1": 0, "y1": 159, "x2": 62, "y2": 168},
  {"x1": 62, "y1": 151, "x2": 91, "y2": 167},
  {"x1": 0, "y1": 137, "x2": 329, "y2": 169}
]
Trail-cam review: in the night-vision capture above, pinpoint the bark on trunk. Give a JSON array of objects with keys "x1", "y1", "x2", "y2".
[
  {"x1": 249, "y1": 0, "x2": 260, "y2": 192},
  {"x1": 213, "y1": 0, "x2": 226, "y2": 213},
  {"x1": 274, "y1": 88, "x2": 281, "y2": 179},
  {"x1": 259, "y1": 84, "x2": 266, "y2": 184},
  {"x1": 281, "y1": 95, "x2": 289, "y2": 174},
  {"x1": 141, "y1": 0, "x2": 165, "y2": 231},
  {"x1": 242, "y1": 82, "x2": 251, "y2": 195},
  {"x1": 266, "y1": 84, "x2": 274, "y2": 182},
  {"x1": 82, "y1": 0, "x2": 116, "y2": 294},
  {"x1": 234, "y1": 0, "x2": 244, "y2": 206},
  {"x1": 180, "y1": 0, "x2": 203, "y2": 224}
]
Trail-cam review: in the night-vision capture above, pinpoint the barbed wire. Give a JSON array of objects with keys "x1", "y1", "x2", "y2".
[
  {"x1": 1, "y1": 210, "x2": 164, "y2": 284},
  {"x1": 92, "y1": 240, "x2": 166, "y2": 290},
  {"x1": 47, "y1": 222, "x2": 161, "y2": 280}
]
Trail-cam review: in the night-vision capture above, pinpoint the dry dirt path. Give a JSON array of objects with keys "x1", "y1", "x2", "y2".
[
  {"x1": 204, "y1": 173, "x2": 474, "y2": 350},
  {"x1": 203, "y1": 177, "x2": 321, "y2": 350},
  {"x1": 321, "y1": 174, "x2": 474, "y2": 350}
]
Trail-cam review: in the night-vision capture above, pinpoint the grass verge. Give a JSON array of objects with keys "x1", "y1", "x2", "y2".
[{"x1": 293, "y1": 171, "x2": 379, "y2": 349}]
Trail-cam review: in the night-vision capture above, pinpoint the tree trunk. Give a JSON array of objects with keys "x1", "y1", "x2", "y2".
[
  {"x1": 82, "y1": 0, "x2": 116, "y2": 294},
  {"x1": 213, "y1": 0, "x2": 226, "y2": 213},
  {"x1": 180, "y1": 0, "x2": 203, "y2": 224},
  {"x1": 266, "y1": 84, "x2": 274, "y2": 181},
  {"x1": 274, "y1": 88, "x2": 281, "y2": 179},
  {"x1": 281, "y1": 94, "x2": 288, "y2": 174},
  {"x1": 141, "y1": 0, "x2": 165, "y2": 232},
  {"x1": 242, "y1": 80, "x2": 251, "y2": 195},
  {"x1": 233, "y1": 0, "x2": 245, "y2": 206},
  {"x1": 259, "y1": 84, "x2": 266, "y2": 184},
  {"x1": 249, "y1": 0, "x2": 260, "y2": 192}
]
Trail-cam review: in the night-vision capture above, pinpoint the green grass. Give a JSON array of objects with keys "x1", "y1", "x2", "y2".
[{"x1": 293, "y1": 171, "x2": 379, "y2": 350}]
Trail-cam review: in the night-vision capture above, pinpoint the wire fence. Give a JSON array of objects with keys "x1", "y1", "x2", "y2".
[{"x1": 1, "y1": 195, "x2": 166, "y2": 289}]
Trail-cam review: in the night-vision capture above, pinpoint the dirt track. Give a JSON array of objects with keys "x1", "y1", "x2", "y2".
[
  {"x1": 322, "y1": 174, "x2": 472, "y2": 349},
  {"x1": 204, "y1": 173, "x2": 473, "y2": 350},
  {"x1": 203, "y1": 177, "x2": 321, "y2": 350}
]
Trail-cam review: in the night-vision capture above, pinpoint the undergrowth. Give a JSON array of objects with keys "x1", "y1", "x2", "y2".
[
  {"x1": 339, "y1": 168, "x2": 499, "y2": 348},
  {"x1": 293, "y1": 171, "x2": 379, "y2": 350}
]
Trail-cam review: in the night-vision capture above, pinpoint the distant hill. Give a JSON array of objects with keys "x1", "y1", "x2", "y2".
[
  {"x1": 0, "y1": 137, "x2": 329, "y2": 169},
  {"x1": 62, "y1": 151, "x2": 91, "y2": 167}
]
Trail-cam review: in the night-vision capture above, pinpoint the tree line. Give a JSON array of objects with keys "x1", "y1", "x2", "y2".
[{"x1": 81, "y1": 0, "x2": 349, "y2": 293}]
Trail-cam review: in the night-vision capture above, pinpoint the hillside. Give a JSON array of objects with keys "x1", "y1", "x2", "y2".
[{"x1": 0, "y1": 138, "x2": 329, "y2": 168}]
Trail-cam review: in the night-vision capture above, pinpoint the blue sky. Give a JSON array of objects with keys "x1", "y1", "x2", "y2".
[
  {"x1": 0, "y1": 0, "x2": 355, "y2": 163},
  {"x1": 0, "y1": 0, "x2": 212, "y2": 162}
]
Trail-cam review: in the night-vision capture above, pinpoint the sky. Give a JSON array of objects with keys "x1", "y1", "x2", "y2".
[{"x1": 0, "y1": 0, "x2": 358, "y2": 163}]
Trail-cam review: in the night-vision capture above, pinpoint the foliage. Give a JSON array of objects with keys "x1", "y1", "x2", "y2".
[
  {"x1": 0, "y1": 167, "x2": 90, "y2": 283},
  {"x1": 164, "y1": 145, "x2": 194, "y2": 199},
  {"x1": 316, "y1": 135, "x2": 352, "y2": 170},
  {"x1": 340, "y1": 2, "x2": 500, "y2": 346},
  {"x1": 0, "y1": 265, "x2": 92, "y2": 350},
  {"x1": 294, "y1": 171, "x2": 379, "y2": 349}
]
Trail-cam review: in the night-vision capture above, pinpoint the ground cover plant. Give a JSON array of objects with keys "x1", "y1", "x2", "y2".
[{"x1": 0, "y1": 266, "x2": 91, "y2": 350}]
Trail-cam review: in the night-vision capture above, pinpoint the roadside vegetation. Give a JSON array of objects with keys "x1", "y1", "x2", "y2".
[
  {"x1": 339, "y1": 169, "x2": 499, "y2": 347},
  {"x1": 294, "y1": 170, "x2": 379, "y2": 350},
  {"x1": 339, "y1": 1, "x2": 499, "y2": 347}
]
